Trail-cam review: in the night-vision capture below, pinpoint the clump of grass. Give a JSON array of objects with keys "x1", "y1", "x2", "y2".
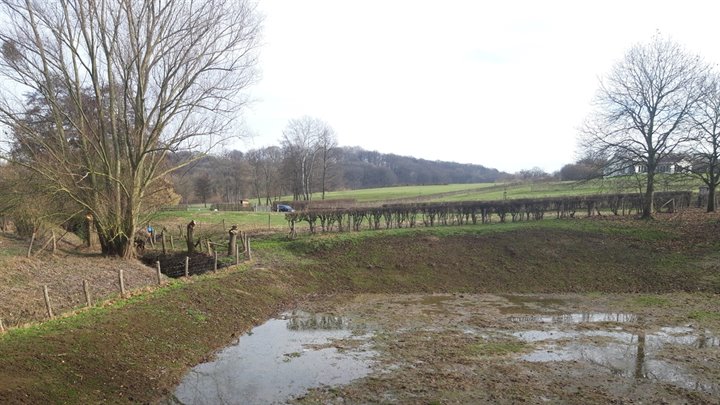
[
  {"x1": 632, "y1": 295, "x2": 670, "y2": 307},
  {"x1": 186, "y1": 308, "x2": 208, "y2": 323},
  {"x1": 688, "y1": 310, "x2": 720, "y2": 321}
]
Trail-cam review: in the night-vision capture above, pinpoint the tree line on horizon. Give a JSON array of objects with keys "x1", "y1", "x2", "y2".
[
  {"x1": 1, "y1": 0, "x2": 717, "y2": 259},
  {"x1": 171, "y1": 142, "x2": 504, "y2": 206}
]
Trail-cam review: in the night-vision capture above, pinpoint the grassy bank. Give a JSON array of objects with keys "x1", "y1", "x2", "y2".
[{"x1": 1, "y1": 213, "x2": 719, "y2": 403}]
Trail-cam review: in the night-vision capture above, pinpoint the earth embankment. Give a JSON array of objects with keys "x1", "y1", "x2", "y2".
[{"x1": 0, "y1": 213, "x2": 719, "y2": 403}]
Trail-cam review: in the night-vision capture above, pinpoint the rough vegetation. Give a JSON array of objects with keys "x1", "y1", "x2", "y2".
[{"x1": 0, "y1": 210, "x2": 719, "y2": 403}]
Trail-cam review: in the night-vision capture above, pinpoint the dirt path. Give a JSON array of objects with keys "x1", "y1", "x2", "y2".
[{"x1": 291, "y1": 293, "x2": 720, "y2": 404}]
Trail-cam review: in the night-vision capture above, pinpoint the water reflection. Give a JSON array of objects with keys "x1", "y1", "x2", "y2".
[
  {"x1": 170, "y1": 312, "x2": 374, "y2": 405},
  {"x1": 509, "y1": 313, "x2": 637, "y2": 324},
  {"x1": 286, "y1": 312, "x2": 348, "y2": 331},
  {"x1": 515, "y1": 327, "x2": 719, "y2": 394}
]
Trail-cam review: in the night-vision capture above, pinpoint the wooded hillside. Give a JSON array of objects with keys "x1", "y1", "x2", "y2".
[{"x1": 170, "y1": 146, "x2": 504, "y2": 205}]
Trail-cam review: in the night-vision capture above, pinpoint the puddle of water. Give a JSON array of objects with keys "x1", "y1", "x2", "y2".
[
  {"x1": 498, "y1": 294, "x2": 567, "y2": 315},
  {"x1": 418, "y1": 295, "x2": 454, "y2": 306},
  {"x1": 166, "y1": 294, "x2": 718, "y2": 402},
  {"x1": 169, "y1": 311, "x2": 375, "y2": 405},
  {"x1": 514, "y1": 326, "x2": 719, "y2": 394},
  {"x1": 509, "y1": 313, "x2": 638, "y2": 324}
]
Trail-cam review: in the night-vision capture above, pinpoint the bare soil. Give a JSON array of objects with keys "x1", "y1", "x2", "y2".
[
  {"x1": 292, "y1": 293, "x2": 720, "y2": 404},
  {"x1": 0, "y1": 232, "x2": 160, "y2": 327},
  {"x1": 0, "y1": 209, "x2": 719, "y2": 403}
]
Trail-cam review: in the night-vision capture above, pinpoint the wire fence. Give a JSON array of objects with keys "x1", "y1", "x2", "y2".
[{"x1": 1, "y1": 224, "x2": 254, "y2": 333}]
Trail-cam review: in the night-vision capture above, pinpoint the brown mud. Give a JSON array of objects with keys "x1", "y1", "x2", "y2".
[
  {"x1": 291, "y1": 293, "x2": 719, "y2": 404},
  {"x1": 0, "y1": 210, "x2": 719, "y2": 403}
]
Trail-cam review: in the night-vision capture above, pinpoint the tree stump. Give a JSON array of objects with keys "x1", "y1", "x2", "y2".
[
  {"x1": 228, "y1": 224, "x2": 239, "y2": 257},
  {"x1": 186, "y1": 220, "x2": 196, "y2": 254}
]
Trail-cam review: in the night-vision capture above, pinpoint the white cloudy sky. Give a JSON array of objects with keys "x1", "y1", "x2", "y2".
[{"x1": 234, "y1": 0, "x2": 720, "y2": 173}]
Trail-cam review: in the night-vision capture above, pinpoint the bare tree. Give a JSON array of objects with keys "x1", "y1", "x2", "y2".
[
  {"x1": 194, "y1": 173, "x2": 213, "y2": 207},
  {"x1": 215, "y1": 150, "x2": 247, "y2": 203},
  {"x1": 583, "y1": 35, "x2": 707, "y2": 218},
  {"x1": 0, "y1": 164, "x2": 69, "y2": 237},
  {"x1": 281, "y1": 116, "x2": 331, "y2": 201},
  {"x1": 690, "y1": 72, "x2": 720, "y2": 212},
  {"x1": 246, "y1": 149, "x2": 265, "y2": 205},
  {"x1": 247, "y1": 146, "x2": 282, "y2": 205},
  {"x1": 0, "y1": 0, "x2": 260, "y2": 257},
  {"x1": 316, "y1": 126, "x2": 339, "y2": 200}
]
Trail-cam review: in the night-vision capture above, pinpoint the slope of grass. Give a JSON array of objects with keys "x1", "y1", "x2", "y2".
[
  {"x1": 310, "y1": 182, "x2": 498, "y2": 202},
  {"x1": 305, "y1": 174, "x2": 699, "y2": 204},
  {"x1": 1, "y1": 213, "x2": 720, "y2": 403}
]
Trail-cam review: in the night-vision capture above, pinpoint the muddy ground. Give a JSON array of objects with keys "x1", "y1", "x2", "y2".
[
  {"x1": 291, "y1": 293, "x2": 720, "y2": 404},
  {"x1": 1, "y1": 210, "x2": 720, "y2": 403},
  {"x1": 0, "y1": 232, "x2": 161, "y2": 327}
]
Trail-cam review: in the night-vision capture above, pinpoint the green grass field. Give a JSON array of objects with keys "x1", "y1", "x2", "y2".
[
  {"x1": 309, "y1": 182, "x2": 499, "y2": 202},
  {"x1": 310, "y1": 174, "x2": 700, "y2": 204},
  {"x1": 153, "y1": 174, "x2": 701, "y2": 234}
]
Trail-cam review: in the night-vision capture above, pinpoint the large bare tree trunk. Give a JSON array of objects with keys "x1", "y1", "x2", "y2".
[
  {"x1": 708, "y1": 184, "x2": 716, "y2": 212},
  {"x1": 0, "y1": 0, "x2": 260, "y2": 259},
  {"x1": 642, "y1": 171, "x2": 655, "y2": 219},
  {"x1": 84, "y1": 212, "x2": 100, "y2": 249}
]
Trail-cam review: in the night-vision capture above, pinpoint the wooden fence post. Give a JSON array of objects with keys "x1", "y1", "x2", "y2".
[
  {"x1": 170, "y1": 235, "x2": 175, "y2": 250},
  {"x1": 236, "y1": 244, "x2": 240, "y2": 266},
  {"x1": 156, "y1": 261, "x2": 162, "y2": 285},
  {"x1": 185, "y1": 256, "x2": 189, "y2": 277},
  {"x1": 83, "y1": 280, "x2": 92, "y2": 307},
  {"x1": 51, "y1": 230, "x2": 57, "y2": 255},
  {"x1": 118, "y1": 269, "x2": 126, "y2": 297},
  {"x1": 0, "y1": 318, "x2": 4, "y2": 333},
  {"x1": 43, "y1": 285, "x2": 53, "y2": 319},
  {"x1": 27, "y1": 231, "x2": 36, "y2": 258},
  {"x1": 161, "y1": 232, "x2": 167, "y2": 255},
  {"x1": 245, "y1": 237, "x2": 252, "y2": 261},
  {"x1": 214, "y1": 251, "x2": 218, "y2": 271}
]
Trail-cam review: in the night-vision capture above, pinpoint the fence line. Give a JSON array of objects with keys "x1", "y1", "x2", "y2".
[
  {"x1": 43, "y1": 285, "x2": 53, "y2": 319},
  {"x1": 0, "y1": 247, "x2": 253, "y2": 334},
  {"x1": 283, "y1": 192, "x2": 693, "y2": 236},
  {"x1": 83, "y1": 280, "x2": 92, "y2": 306}
]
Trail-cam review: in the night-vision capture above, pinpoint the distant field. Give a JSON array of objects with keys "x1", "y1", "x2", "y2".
[
  {"x1": 154, "y1": 175, "x2": 700, "y2": 232},
  {"x1": 310, "y1": 183, "x2": 498, "y2": 203},
  {"x1": 435, "y1": 180, "x2": 618, "y2": 202},
  {"x1": 311, "y1": 175, "x2": 700, "y2": 204},
  {"x1": 151, "y1": 209, "x2": 289, "y2": 233}
]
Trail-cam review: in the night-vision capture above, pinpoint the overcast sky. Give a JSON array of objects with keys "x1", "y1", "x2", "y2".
[{"x1": 233, "y1": 0, "x2": 720, "y2": 174}]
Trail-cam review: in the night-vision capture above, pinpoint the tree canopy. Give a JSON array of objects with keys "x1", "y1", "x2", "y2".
[
  {"x1": 583, "y1": 35, "x2": 707, "y2": 218},
  {"x1": 0, "y1": 0, "x2": 261, "y2": 257}
]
